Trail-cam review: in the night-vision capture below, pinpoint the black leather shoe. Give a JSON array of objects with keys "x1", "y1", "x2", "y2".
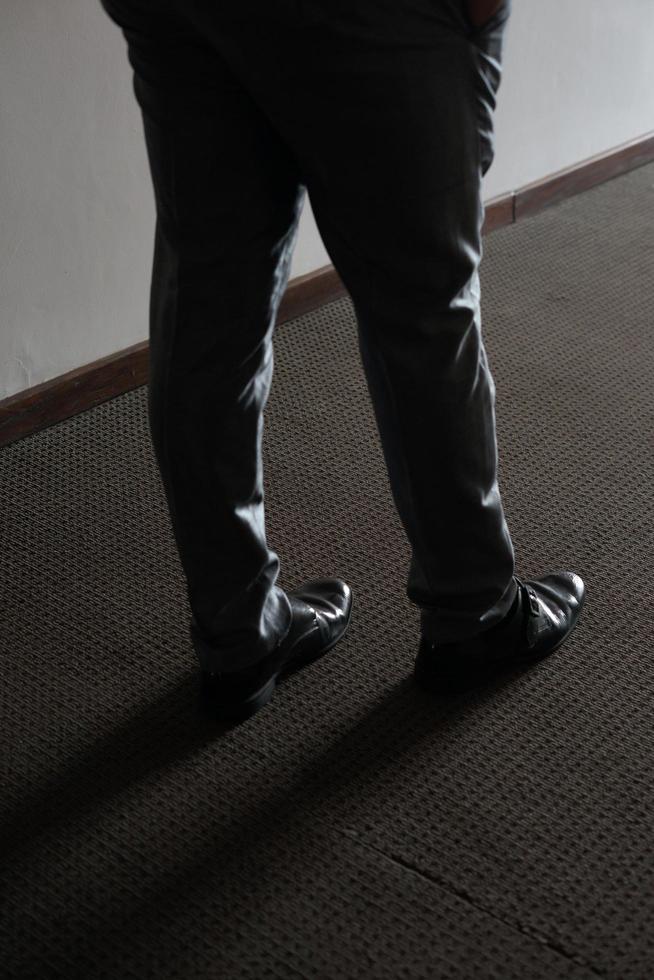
[
  {"x1": 199, "y1": 578, "x2": 353, "y2": 722},
  {"x1": 414, "y1": 571, "x2": 586, "y2": 695}
]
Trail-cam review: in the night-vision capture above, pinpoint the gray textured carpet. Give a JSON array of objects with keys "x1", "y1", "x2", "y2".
[{"x1": 1, "y1": 162, "x2": 653, "y2": 979}]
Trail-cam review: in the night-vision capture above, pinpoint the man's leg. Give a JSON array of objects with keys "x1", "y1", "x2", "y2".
[
  {"x1": 310, "y1": 5, "x2": 518, "y2": 643},
  {"x1": 100, "y1": 0, "x2": 306, "y2": 671},
  {"x1": 206, "y1": 0, "x2": 518, "y2": 642}
]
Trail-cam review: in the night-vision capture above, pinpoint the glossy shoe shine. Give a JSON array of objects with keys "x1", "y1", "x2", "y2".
[
  {"x1": 414, "y1": 571, "x2": 586, "y2": 695},
  {"x1": 198, "y1": 578, "x2": 353, "y2": 722}
]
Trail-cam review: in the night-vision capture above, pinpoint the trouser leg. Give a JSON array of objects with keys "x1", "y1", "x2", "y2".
[
  {"x1": 313, "y1": 4, "x2": 518, "y2": 642},
  {"x1": 207, "y1": 0, "x2": 518, "y2": 642},
  {"x1": 99, "y1": 0, "x2": 305, "y2": 671},
  {"x1": 102, "y1": 0, "x2": 518, "y2": 654}
]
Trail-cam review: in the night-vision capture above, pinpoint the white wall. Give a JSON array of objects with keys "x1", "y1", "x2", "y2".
[{"x1": 1, "y1": 0, "x2": 653, "y2": 399}]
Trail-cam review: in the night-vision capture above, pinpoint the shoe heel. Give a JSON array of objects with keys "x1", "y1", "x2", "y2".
[{"x1": 201, "y1": 675, "x2": 277, "y2": 722}]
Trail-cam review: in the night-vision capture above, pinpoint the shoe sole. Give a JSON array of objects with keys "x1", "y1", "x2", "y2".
[{"x1": 204, "y1": 596, "x2": 354, "y2": 723}]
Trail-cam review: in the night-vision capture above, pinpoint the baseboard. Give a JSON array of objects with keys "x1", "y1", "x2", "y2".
[
  {"x1": 2, "y1": 130, "x2": 652, "y2": 449},
  {"x1": 514, "y1": 132, "x2": 654, "y2": 219}
]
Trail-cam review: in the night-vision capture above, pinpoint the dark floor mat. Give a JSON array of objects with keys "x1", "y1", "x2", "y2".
[{"x1": 1, "y1": 162, "x2": 653, "y2": 978}]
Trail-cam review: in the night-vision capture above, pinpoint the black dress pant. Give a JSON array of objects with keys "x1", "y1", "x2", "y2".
[{"x1": 99, "y1": 0, "x2": 518, "y2": 672}]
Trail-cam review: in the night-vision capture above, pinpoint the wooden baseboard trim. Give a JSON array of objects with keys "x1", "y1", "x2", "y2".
[
  {"x1": 2, "y1": 130, "x2": 652, "y2": 449},
  {"x1": 0, "y1": 267, "x2": 345, "y2": 449},
  {"x1": 0, "y1": 341, "x2": 150, "y2": 449},
  {"x1": 278, "y1": 263, "x2": 345, "y2": 324},
  {"x1": 515, "y1": 132, "x2": 654, "y2": 220},
  {"x1": 483, "y1": 191, "x2": 515, "y2": 233}
]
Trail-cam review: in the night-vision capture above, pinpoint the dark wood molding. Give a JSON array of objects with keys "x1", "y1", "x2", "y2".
[
  {"x1": 483, "y1": 191, "x2": 515, "y2": 232},
  {"x1": 2, "y1": 130, "x2": 653, "y2": 449},
  {"x1": 0, "y1": 341, "x2": 150, "y2": 449},
  {"x1": 278, "y1": 263, "x2": 346, "y2": 323},
  {"x1": 514, "y1": 132, "x2": 654, "y2": 220},
  {"x1": 0, "y1": 266, "x2": 347, "y2": 449}
]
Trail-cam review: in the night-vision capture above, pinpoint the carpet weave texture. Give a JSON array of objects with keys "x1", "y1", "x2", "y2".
[{"x1": 1, "y1": 163, "x2": 653, "y2": 978}]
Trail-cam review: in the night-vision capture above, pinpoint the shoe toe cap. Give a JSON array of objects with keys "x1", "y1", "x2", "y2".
[
  {"x1": 537, "y1": 570, "x2": 586, "y2": 620},
  {"x1": 293, "y1": 577, "x2": 353, "y2": 619}
]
